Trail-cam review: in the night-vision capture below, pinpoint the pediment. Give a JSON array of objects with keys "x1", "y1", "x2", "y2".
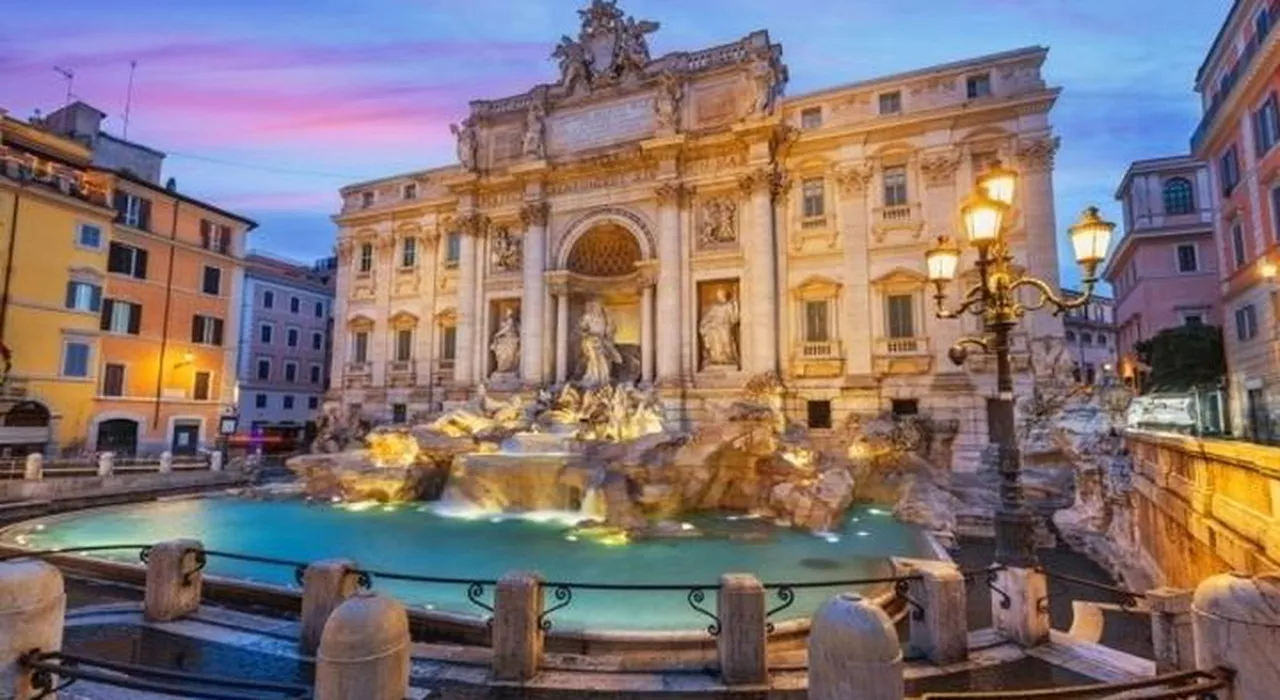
[
  {"x1": 347, "y1": 313, "x2": 376, "y2": 330},
  {"x1": 871, "y1": 267, "x2": 928, "y2": 289},
  {"x1": 792, "y1": 274, "x2": 842, "y2": 299},
  {"x1": 389, "y1": 310, "x2": 420, "y2": 328}
]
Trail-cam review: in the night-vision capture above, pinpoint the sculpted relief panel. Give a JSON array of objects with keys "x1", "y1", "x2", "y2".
[
  {"x1": 697, "y1": 196, "x2": 738, "y2": 249},
  {"x1": 546, "y1": 95, "x2": 657, "y2": 154}
]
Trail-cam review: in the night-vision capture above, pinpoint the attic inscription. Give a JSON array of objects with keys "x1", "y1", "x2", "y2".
[{"x1": 547, "y1": 95, "x2": 656, "y2": 154}]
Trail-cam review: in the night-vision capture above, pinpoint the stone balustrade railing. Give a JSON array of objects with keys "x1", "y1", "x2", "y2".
[{"x1": 0, "y1": 451, "x2": 217, "y2": 481}]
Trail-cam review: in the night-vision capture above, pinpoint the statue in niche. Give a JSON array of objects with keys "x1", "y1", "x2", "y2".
[
  {"x1": 522, "y1": 102, "x2": 546, "y2": 159},
  {"x1": 746, "y1": 52, "x2": 784, "y2": 117},
  {"x1": 450, "y1": 120, "x2": 477, "y2": 170},
  {"x1": 553, "y1": 36, "x2": 591, "y2": 94},
  {"x1": 490, "y1": 226, "x2": 522, "y2": 272},
  {"x1": 699, "y1": 197, "x2": 737, "y2": 246},
  {"x1": 489, "y1": 308, "x2": 521, "y2": 376},
  {"x1": 700, "y1": 288, "x2": 740, "y2": 368},
  {"x1": 654, "y1": 71, "x2": 683, "y2": 133},
  {"x1": 578, "y1": 299, "x2": 622, "y2": 387}
]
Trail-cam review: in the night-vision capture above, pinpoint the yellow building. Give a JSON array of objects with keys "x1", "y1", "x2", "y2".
[{"x1": 0, "y1": 108, "x2": 115, "y2": 454}]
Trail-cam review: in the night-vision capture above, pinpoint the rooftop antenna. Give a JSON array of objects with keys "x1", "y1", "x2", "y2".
[
  {"x1": 53, "y1": 66, "x2": 75, "y2": 109},
  {"x1": 122, "y1": 60, "x2": 137, "y2": 140}
]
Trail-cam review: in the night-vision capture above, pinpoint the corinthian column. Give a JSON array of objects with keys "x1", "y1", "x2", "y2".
[
  {"x1": 654, "y1": 182, "x2": 683, "y2": 383},
  {"x1": 453, "y1": 214, "x2": 483, "y2": 384},
  {"x1": 739, "y1": 169, "x2": 782, "y2": 375},
  {"x1": 519, "y1": 201, "x2": 549, "y2": 384}
]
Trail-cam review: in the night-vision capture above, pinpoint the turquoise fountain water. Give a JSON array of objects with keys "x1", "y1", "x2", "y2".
[{"x1": 4, "y1": 498, "x2": 934, "y2": 631}]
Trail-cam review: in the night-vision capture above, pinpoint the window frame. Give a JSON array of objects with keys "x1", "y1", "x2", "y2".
[
  {"x1": 353, "y1": 331, "x2": 370, "y2": 364},
  {"x1": 254, "y1": 393, "x2": 268, "y2": 409},
  {"x1": 286, "y1": 327, "x2": 300, "y2": 348},
  {"x1": 801, "y1": 177, "x2": 825, "y2": 219},
  {"x1": 262, "y1": 289, "x2": 275, "y2": 309},
  {"x1": 65, "y1": 280, "x2": 102, "y2": 313},
  {"x1": 191, "y1": 314, "x2": 224, "y2": 347},
  {"x1": 403, "y1": 182, "x2": 418, "y2": 200},
  {"x1": 444, "y1": 233, "x2": 461, "y2": 268},
  {"x1": 192, "y1": 370, "x2": 213, "y2": 401},
  {"x1": 256, "y1": 358, "x2": 271, "y2": 381},
  {"x1": 1254, "y1": 93, "x2": 1280, "y2": 156},
  {"x1": 1175, "y1": 243, "x2": 1199, "y2": 273},
  {"x1": 1162, "y1": 177, "x2": 1196, "y2": 215},
  {"x1": 76, "y1": 222, "x2": 103, "y2": 250},
  {"x1": 283, "y1": 395, "x2": 295, "y2": 410},
  {"x1": 802, "y1": 299, "x2": 831, "y2": 343},
  {"x1": 201, "y1": 265, "x2": 222, "y2": 296},
  {"x1": 101, "y1": 362, "x2": 126, "y2": 397},
  {"x1": 61, "y1": 339, "x2": 92, "y2": 378},
  {"x1": 1231, "y1": 219, "x2": 1248, "y2": 268},
  {"x1": 311, "y1": 332, "x2": 324, "y2": 351},
  {"x1": 289, "y1": 296, "x2": 301, "y2": 314},
  {"x1": 878, "y1": 91, "x2": 902, "y2": 115},
  {"x1": 882, "y1": 165, "x2": 909, "y2": 207},
  {"x1": 965, "y1": 73, "x2": 992, "y2": 99},
  {"x1": 259, "y1": 323, "x2": 274, "y2": 345},
  {"x1": 394, "y1": 328, "x2": 414, "y2": 362},
  {"x1": 101, "y1": 299, "x2": 142, "y2": 336},
  {"x1": 107, "y1": 242, "x2": 148, "y2": 279},
  {"x1": 401, "y1": 237, "x2": 417, "y2": 268},
  {"x1": 359, "y1": 243, "x2": 374, "y2": 273},
  {"x1": 799, "y1": 107, "x2": 823, "y2": 129},
  {"x1": 284, "y1": 361, "x2": 299, "y2": 383},
  {"x1": 885, "y1": 293, "x2": 916, "y2": 339},
  {"x1": 309, "y1": 364, "x2": 323, "y2": 384}
]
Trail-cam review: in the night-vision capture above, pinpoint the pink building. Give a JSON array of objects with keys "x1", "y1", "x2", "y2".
[{"x1": 1105, "y1": 155, "x2": 1221, "y2": 386}]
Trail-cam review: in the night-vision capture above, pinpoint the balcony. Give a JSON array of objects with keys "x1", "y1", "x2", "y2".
[
  {"x1": 873, "y1": 336, "x2": 932, "y2": 375},
  {"x1": 871, "y1": 203, "x2": 924, "y2": 242},
  {"x1": 1191, "y1": 18, "x2": 1278, "y2": 154},
  {"x1": 800, "y1": 215, "x2": 828, "y2": 231},
  {"x1": 791, "y1": 340, "x2": 843, "y2": 378}
]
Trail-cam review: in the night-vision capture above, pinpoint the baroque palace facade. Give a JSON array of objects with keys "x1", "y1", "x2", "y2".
[{"x1": 331, "y1": 1, "x2": 1065, "y2": 470}]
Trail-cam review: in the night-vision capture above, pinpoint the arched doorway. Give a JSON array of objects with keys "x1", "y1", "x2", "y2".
[
  {"x1": 0, "y1": 401, "x2": 51, "y2": 456},
  {"x1": 96, "y1": 419, "x2": 139, "y2": 456}
]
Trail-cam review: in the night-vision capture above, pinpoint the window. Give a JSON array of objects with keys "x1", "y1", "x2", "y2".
[
  {"x1": 891, "y1": 399, "x2": 919, "y2": 416},
  {"x1": 259, "y1": 324, "x2": 273, "y2": 344},
  {"x1": 360, "y1": 191, "x2": 374, "y2": 208},
  {"x1": 1232, "y1": 220, "x2": 1247, "y2": 268},
  {"x1": 1272, "y1": 187, "x2": 1280, "y2": 241},
  {"x1": 65, "y1": 281, "x2": 102, "y2": 312},
  {"x1": 284, "y1": 362, "x2": 298, "y2": 383},
  {"x1": 107, "y1": 242, "x2": 148, "y2": 279},
  {"x1": 886, "y1": 294, "x2": 915, "y2": 338},
  {"x1": 191, "y1": 315, "x2": 224, "y2": 346},
  {"x1": 1236, "y1": 305, "x2": 1259, "y2": 341},
  {"x1": 1221, "y1": 145, "x2": 1241, "y2": 195},
  {"x1": 1176, "y1": 243, "x2": 1199, "y2": 272},
  {"x1": 1065, "y1": 330, "x2": 1077, "y2": 342},
  {"x1": 199, "y1": 220, "x2": 231, "y2": 254},
  {"x1": 353, "y1": 332, "x2": 369, "y2": 363},
  {"x1": 312, "y1": 332, "x2": 323, "y2": 350},
  {"x1": 445, "y1": 233, "x2": 461, "y2": 267},
  {"x1": 314, "y1": 301, "x2": 324, "y2": 318},
  {"x1": 801, "y1": 178, "x2": 825, "y2": 218},
  {"x1": 804, "y1": 301, "x2": 829, "y2": 342},
  {"x1": 395, "y1": 329, "x2": 413, "y2": 362},
  {"x1": 77, "y1": 223, "x2": 102, "y2": 249},
  {"x1": 193, "y1": 371, "x2": 212, "y2": 401},
  {"x1": 966, "y1": 73, "x2": 992, "y2": 99},
  {"x1": 62, "y1": 340, "x2": 90, "y2": 378},
  {"x1": 101, "y1": 363, "x2": 125, "y2": 397},
  {"x1": 310, "y1": 365, "x2": 322, "y2": 384},
  {"x1": 262, "y1": 290, "x2": 275, "y2": 309},
  {"x1": 290, "y1": 296, "x2": 300, "y2": 314},
  {"x1": 100, "y1": 299, "x2": 142, "y2": 335},
  {"x1": 392, "y1": 403, "x2": 408, "y2": 424},
  {"x1": 308, "y1": 396, "x2": 319, "y2": 410},
  {"x1": 1254, "y1": 93, "x2": 1280, "y2": 155},
  {"x1": 1081, "y1": 332, "x2": 1094, "y2": 344},
  {"x1": 1163, "y1": 178, "x2": 1195, "y2": 215},
  {"x1": 1096, "y1": 334, "x2": 1108, "y2": 347},
  {"x1": 878, "y1": 91, "x2": 902, "y2": 115},
  {"x1": 112, "y1": 191, "x2": 151, "y2": 230},
  {"x1": 1183, "y1": 313, "x2": 1204, "y2": 326},
  {"x1": 255, "y1": 394, "x2": 268, "y2": 409},
  {"x1": 287, "y1": 328, "x2": 299, "y2": 347},
  {"x1": 283, "y1": 395, "x2": 295, "y2": 410},
  {"x1": 1084, "y1": 363, "x2": 1097, "y2": 385},
  {"x1": 800, "y1": 107, "x2": 822, "y2": 129},
  {"x1": 441, "y1": 326, "x2": 457, "y2": 362},
  {"x1": 256, "y1": 359, "x2": 271, "y2": 381},
  {"x1": 883, "y1": 166, "x2": 908, "y2": 206},
  {"x1": 401, "y1": 237, "x2": 417, "y2": 268},
  {"x1": 806, "y1": 400, "x2": 832, "y2": 430},
  {"x1": 403, "y1": 182, "x2": 418, "y2": 200},
  {"x1": 359, "y1": 243, "x2": 374, "y2": 273},
  {"x1": 202, "y1": 266, "x2": 222, "y2": 295}
]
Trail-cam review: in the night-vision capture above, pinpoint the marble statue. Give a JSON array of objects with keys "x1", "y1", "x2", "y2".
[
  {"x1": 700, "y1": 289, "x2": 740, "y2": 367},
  {"x1": 654, "y1": 71, "x2": 683, "y2": 132},
  {"x1": 450, "y1": 120, "x2": 477, "y2": 170},
  {"x1": 578, "y1": 299, "x2": 622, "y2": 386},
  {"x1": 490, "y1": 308, "x2": 521, "y2": 375},
  {"x1": 617, "y1": 16, "x2": 658, "y2": 76},
  {"x1": 553, "y1": 35, "x2": 591, "y2": 93},
  {"x1": 522, "y1": 103, "x2": 546, "y2": 159},
  {"x1": 490, "y1": 226, "x2": 522, "y2": 272},
  {"x1": 748, "y1": 55, "x2": 780, "y2": 117}
]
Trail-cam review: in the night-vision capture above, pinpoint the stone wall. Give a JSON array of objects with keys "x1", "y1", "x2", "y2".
[{"x1": 1129, "y1": 431, "x2": 1280, "y2": 588}]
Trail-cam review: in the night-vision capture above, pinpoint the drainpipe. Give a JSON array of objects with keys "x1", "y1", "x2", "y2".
[
  {"x1": 0, "y1": 193, "x2": 19, "y2": 342},
  {"x1": 152, "y1": 199, "x2": 179, "y2": 432}
]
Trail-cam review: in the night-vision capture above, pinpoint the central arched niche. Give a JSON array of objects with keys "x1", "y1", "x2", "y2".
[
  {"x1": 565, "y1": 222, "x2": 642, "y2": 277},
  {"x1": 563, "y1": 222, "x2": 645, "y2": 383}
]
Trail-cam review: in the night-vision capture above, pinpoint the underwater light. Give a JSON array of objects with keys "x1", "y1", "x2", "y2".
[{"x1": 856, "y1": 531, "x2": 870, "y2": 537}]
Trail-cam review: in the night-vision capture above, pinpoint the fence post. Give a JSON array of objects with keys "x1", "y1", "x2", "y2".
[
  {"x1": 1148, "y1": 586, "x2": 1194, "y2": 672},
  {"x1": 808, "y1": 593, "x2": 903, "y2": 700},
  {"x1": 301, "y1": 559, "x2": 362, "y2": 656},
  {"x1": 0, "y1": 559, "x2": 64, "y2": 700},
  {"x1": 898, "y1": 559, "x2": 968, "y2": 665},
  {"x1": 96, "y1": 451, "x2": 114, "y2": 477},
  {"x1": 718, "y1": 573, "x2": 767, "y2": 687},
  {"x1": 992, "y1": 566, "x2": 1049, "y2": 647},
  {"x1": 143, "y1": 539, "x2": 204, "y2": 622},
  {"x1": 159, "y1": 451, "x2": 173, "y2": 473},
  {"x1": 22, "y1": 453, "x2": 42, "y2": 481},
  {"x1": 492, "y1": 571, "x2": 543, "y2": 683},
  {"x1": 210, "y1": 451, "x2": 224, "y2": 472},
  {"x1": 315, "y1": 593, "x2": 409, "y2": 700},
  {"x1": 1192, "y1": 572, "x2": 1280, "y2": 700}
]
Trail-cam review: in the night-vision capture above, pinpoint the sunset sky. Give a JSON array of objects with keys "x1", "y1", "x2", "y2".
[{"x1": 2, "y1": 0, "x2": 1229, "y2": 286}]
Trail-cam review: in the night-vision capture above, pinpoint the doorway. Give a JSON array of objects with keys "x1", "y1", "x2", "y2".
[
  {"x1": 171, "y1": 421, "x2": 201, "y2": 456},
  {"x1": 96, "y1": 419, "x2": 139, "y2": 456}
]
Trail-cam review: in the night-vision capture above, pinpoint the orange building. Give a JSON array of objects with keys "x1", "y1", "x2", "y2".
[{"x1": 90, "y1": 172, "x2": 255, "y2": 455}]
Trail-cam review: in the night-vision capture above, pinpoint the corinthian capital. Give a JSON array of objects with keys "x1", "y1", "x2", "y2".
[
  {"x1": 654, "y1": 182, "x2": 686, "y2": 206},
  {"x1": 835, "y1": 162, "x2": 875, "y2": 195},
  {"x1": 519, "y1": 201, "x2": 550, "y2": 228},
  {"x1": 1016, "y1": 136, "x2": 1060, "y2": 173},
  {"x1": 457, "y1": 212, "x2": 490, "y2": 238},
  {"x1": 737, "y1": 168, "x2": 772, "y2": 196}
]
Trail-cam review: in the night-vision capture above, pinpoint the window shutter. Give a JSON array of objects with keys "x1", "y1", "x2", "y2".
[
  {"x1": 212, "y1": 318, "x2": 224, "y2": 346},
  {"x1": 218, "y1": 225, "x2": 231, "y2": 254},
  {"x1": 112, "y1": 191, "x2": 128, "y2": 222},
  {"x1": 136, "y1": 249, "x2": 149, "y2": 279},
  {"x1": 90, "y1": 285, "x2": 102, "y2": 312},
  {"x1": 191, "y1": 316, "x2": 202, "y2": 343},
  {"x1": 200, "y1": 221, "x2": 211, "y2": 249},
  {"x1": 127, "y1": 303, "x2": 142, "y2": 335},
  {"x1": 65, "y1": 282, "x2": 77, "y2": 309},
  {"x1": 138, "y1": 199, "x2": 151, "y2": 230},
  {"x1": 100, "y1": 299, "x2": 114, "y2": 331},
  {"x1": 108, "y1": 243, "x2": 125, "y2": 272}
]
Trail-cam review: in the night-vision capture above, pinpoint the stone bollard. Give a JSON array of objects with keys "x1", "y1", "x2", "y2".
[
  {"x1": 492, "y1": 571, "x2": 543, "y2": 682},
  {"x1": 808, "y1": 592, "x2": 903, "y2": 700},
  {"x1": 315, "y1": 593, "x2": 409, "y2": 700},
  {"x1": 898, "y1": 559, "x2": 968, "y2": 665},
  {"x1": 210, "y1": 451, "x2": 223, "y2": 472},
  {"x1": 1192, "y1": 572, "x2": 1280, "y2": 700},
  {"x1": 1148, "y1": 587, "x2": 1195, "y2": 672},
  {"x1": 158, "y1": 451, "x2": 173, "y2": 473},
  {"x1": 717, "y1": 573, "x2": 767, "y2": 687},
  {"x1": 143, "y1": 539, "x2": 204, "y2": 622},
  {"x1": 0, "y1": 560, "x2": 65, "y2": 700},
  {"x1": 96, "y1": 451, "x2": 114, "y2": 477},
  {"x1": 992, "y1": 567, "x2": 1049, "y2": 647},
  {"x1": 22, "y1": 453, "x2": 42, "y2": 481},
  {"x1": 300, "y1": 559, "x2": 362, "y2": 656}
]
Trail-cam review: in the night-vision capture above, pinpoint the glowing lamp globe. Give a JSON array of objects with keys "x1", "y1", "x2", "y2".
[
  {"x1": 961, "y1": 194, "x2": 1008, "y2": 247},
  {"x1": 977, "y1": 160, "x2": 1018, "y2": 206},
  {"x1": 1068, "y1": 206, "x2": 1115, "y2": 274},
  {"x1": 925, "y1": 237, "x2": 962, "y2": 283}
]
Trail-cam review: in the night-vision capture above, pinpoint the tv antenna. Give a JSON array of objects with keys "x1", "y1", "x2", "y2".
[
  {"x1": 53, "y1": 66, "x2": 75, "y2": 109},
  {"x1": 123, "y1": 60, "x2": 138, "y2": 140}
]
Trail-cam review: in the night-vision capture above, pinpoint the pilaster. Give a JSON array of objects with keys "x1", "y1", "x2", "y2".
[
  {"x1": 520, "y1": 201, "x2": 550, "y2": 384},
  {"x1": 655, "y1": 182, "x2": 685, "y2": 383},
  {"x1": 837, "y1": 163, "x2": 875, "y2": 378}
]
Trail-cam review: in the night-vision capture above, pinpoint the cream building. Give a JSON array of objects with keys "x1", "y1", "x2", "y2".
[{"x1": 330, "y1": 1, "x2": 1065, "y2": 470}]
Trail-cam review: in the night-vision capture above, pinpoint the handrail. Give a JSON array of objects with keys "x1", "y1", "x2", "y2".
[
  {"x1": 1036, "y1": 566, "x2": 1145, "y2": 610},
  {"x1": 920, "y1": 668, "x2": 1232, "y2": 699},
  {"x1": 0, "y1": 545, "x2": 150, "y2": 562},
  {"x1": 21, "y1": 650, "x2": 311, "y2": 699}
]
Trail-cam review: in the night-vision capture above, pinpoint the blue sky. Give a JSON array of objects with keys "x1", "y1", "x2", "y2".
[{"x1": 1, "y1": 0, "x2": 1230, "y2": 286}]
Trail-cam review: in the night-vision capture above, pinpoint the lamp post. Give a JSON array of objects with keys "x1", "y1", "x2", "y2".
[{"x1": 924, "y1": 161, "x2": 1114, "y2": 567}]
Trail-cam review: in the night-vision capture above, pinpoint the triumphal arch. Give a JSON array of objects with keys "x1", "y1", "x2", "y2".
[{"x1": 331, "y1": 0, "x2": 1065, "y2": 470}]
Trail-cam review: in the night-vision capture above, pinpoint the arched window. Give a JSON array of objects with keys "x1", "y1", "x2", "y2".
[{"x1": 1162, "y1": 177, "x2": 1195, "y2": 215}]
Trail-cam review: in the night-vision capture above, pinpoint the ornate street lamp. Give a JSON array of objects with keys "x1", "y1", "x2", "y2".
[{"x1": 925, "y1": 167, "x2": 1115, "y2": 568}]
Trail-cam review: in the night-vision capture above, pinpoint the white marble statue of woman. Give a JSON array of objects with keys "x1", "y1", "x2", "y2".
[
  {"x1": 489, "y1": 308, "x2": 520, "y2": 375},
  {"x1": 700, "y1": 288, "x2": 739, "y2": 367},
  {"x1": 522, "y1": 103, "x2": 546, "y2": 159},
  {"x1": 578, "y1": 299, "x2": 621, "y2": 387},
  {"x1": 451, "y1": 120, "x2": 477, "y2": 170}
]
